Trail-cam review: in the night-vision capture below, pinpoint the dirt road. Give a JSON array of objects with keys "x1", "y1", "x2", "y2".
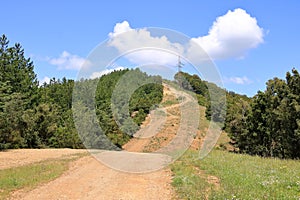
[
  {"x1": 0, "y1": 148, "x2": 87, "y2": 170},
  {"x1": 123, "y1": 83, "x2": 180, "y2": 152},
  {"x1": 124, "y1": 83, "x2": 199, "y2": 154},
  {"x1": 6, "y1": 83, "x2": 201, "y2": 199},
  {"x1": 10, "y1": 155, "x2": 174, "y2": 200}
]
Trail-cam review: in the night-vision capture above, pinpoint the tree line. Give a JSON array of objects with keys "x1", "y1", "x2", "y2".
[
  {"x1": 174, "y1": 69, "x2": 300, "y2": 159},
  {"x1": 0, "y1": 35, "x2": 163, "y2": 150},
  {"x1": 226, "y1": 69, "x2": 300, "y2": 159},
  {"x1": 1, "y1": 35, "x2": 299, "y2": 159},
  {"x1": 73, "y1": 68, "x2": 163, "y2": 149}
]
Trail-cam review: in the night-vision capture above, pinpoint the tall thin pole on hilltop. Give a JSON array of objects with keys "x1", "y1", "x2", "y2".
[{"x1": 177, "y1": 55, "x2": 184, "y2": 72}]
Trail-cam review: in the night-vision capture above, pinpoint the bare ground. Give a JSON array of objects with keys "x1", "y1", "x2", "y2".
[
  {"x1": 123, "y1": 84, "x2": 181, "y2": 152},
  {"x1": 9, "y1": 155, "x2": 174, "y2": 200},
  {"x1": 4, "y1": 84, "x2": 187, "y2": 200},
  {"x1": 3, "y1": 83, "x2": 210, "y2": 200},
  {"x1": 0, "y1": 148, "x2": 87, "y2": 170}
]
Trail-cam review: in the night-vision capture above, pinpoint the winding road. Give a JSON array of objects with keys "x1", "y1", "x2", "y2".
[{"x1": 9, "y1": 83, "x2": 201, "y2": 200}]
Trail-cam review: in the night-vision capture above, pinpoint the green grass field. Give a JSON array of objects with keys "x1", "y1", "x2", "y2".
[{"x1": 171, "y1": 150, "x2": 300, "y2": 199}]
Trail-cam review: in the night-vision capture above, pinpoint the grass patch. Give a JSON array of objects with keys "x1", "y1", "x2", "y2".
[
  {"x1": 198, "y1": 106, "x2": 209, "y2": 133},
  {"x1": 214, "y1": 131, "x2": 235, "y2": 151},
  {"x1": 170, "y1": 151, "x2": 213, "y2": 200},
  {"x1": 171, "y1": 150, "x2": 300, "y2": 199},
  {"x1": 0, "y1": 152, "x2": 87, "y2": 199},
  {"x1": 162, "y1": 99, "x2": 178, "y2": 106}
]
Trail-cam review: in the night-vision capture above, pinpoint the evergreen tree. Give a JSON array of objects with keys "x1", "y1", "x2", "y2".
[
  {"x1": 0, "y1": 35, "x2": 38, "y2": 149},
  {"x1": 228, "y1": 68, "x2": 300, "y2": 159}
]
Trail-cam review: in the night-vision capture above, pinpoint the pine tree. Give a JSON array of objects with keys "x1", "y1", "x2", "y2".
[
  {"x1": 0, "y1": 34, "x2": 38, "y2": 149},
  {"x1": 228, "y1": 68, "x2": 300, "y2": 159}
]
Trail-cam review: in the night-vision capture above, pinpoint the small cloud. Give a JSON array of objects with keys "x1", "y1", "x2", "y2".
[
  {"x1": 190, "y1": 8, "x2": 264, "y2": 60},
  {"x1": 48, "y1": 51, "x2": 89, "y2": 70},
  {"x1": 90, "y1": 66, "x2": 125, "y2": 79},
  {"x1": 39, "y1": 76, "x2": 50, "y2": 86},
  {"x1": 224, "y1": 76, "x2": 252, "y2": 85},
  {"x1": 108, "y1": 21, "x2": 133, "y2": 38},
  {"x1": 124, "y1": 49, "x2": 180, "y2": 66}
]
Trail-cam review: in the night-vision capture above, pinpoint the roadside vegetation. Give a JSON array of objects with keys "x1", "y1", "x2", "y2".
[
  {"x1": 171, "y1": 70, "x2": 300, "y2": 199},
  {"x1": 171, "y1": 149, "x2": 300, "y2": 200},
  {"x1": 0, "y1": 152, "x2": 87, "y2": 200}
]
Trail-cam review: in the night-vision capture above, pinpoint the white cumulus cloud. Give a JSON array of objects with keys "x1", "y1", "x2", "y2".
[
  {"x1": 108, "y1": 21, "x2": 184, "y2": 66},
  {"x1": 90, "y1": 66, "x2": 125, "y2": 79},
  {"x1": 108, "y1": 10, "x2": 264, "y2": 65},
  {"x1": 48, "y1": 51, "x2": 88, "y2": 70},
  {"x1": 191, "y1": 8, "x2": 264, "y2": 60},
  {"x1": 108, "y1": 21, "x2": 133, "y2": 38},
  {"x1": 45, "y1": 9, "x2": 264, "y2": 75},
  {"x1": 224, "y1": 76, "x2": 252, "y2": 85}
]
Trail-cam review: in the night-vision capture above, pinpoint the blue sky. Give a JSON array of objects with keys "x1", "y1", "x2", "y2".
[{"x1": 2, "y1": 0, "x2": 300, "y2": 96}]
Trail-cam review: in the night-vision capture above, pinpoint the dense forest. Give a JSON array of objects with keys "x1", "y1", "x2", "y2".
[
  {"x1": 1, "y1": 35, "x2": 299, "y2": 159},
  {"x1": 0, "y1": 35, "x2": 163, "y2": 150},
  {"x1": 227, "y1": 69, "x2": 300, "y2": 159},
  {"x1": 73, "y1": 68, "x2": 163, "y2": 149}
]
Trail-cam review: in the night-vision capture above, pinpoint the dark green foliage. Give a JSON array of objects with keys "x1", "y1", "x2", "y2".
[
  {"x1": 228, "y1": 69, "x2": 300, "y2": 159},
  {"x1": 224, "y1": 92, "x2": 251, "y2": 136},
  {"x1": 174, "y1": 72, "x2": 208, "y2": 100},
  {"x1": 0, "y1": 35, "x2": 82, "y2": 149},
  {"x1": 0, "y1": 35, "x2": 38, "y2": 149},
  {"x1": 38, "y1": 78, "x2": 83, "y2": 148},
  {"x1": 93, "y1": 69, "x2": 131, "y2": 148},
  {"x1": 40, "y1": 77, "x2": 74, "y2": 112},
  {"x1": 205, "y1": 82, "x2": 227, "y2": 123},
  {"x1": 0, "y1": 93, "x2": 26, "y2": 149},
  {"x1": 0, "y1": 35, "x2": 163, "y2": 150},
  {"x1": 94, "y1": 68, "x2": 163, "y2": 147},
  {"x1": 129, "y1": 78, "x2": 163, "y2": 125},
  {"x1": 0, "y1": 35, "x2": 38, "y2": 108},
  {"x1": 174, "y1": 71, "x2": 227, "y2": 123},
  {"x1": 174, "y1": 69, "x2": 300, "y2": 159}
]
